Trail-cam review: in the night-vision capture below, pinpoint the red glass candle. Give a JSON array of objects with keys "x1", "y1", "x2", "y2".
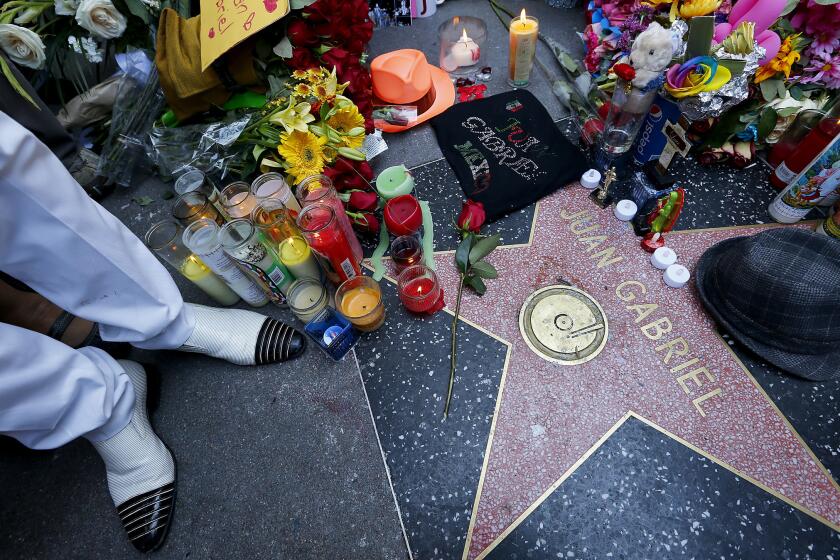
[
  {"x1": 384, "y1": 194, "x2": 423, "y2": 236},
  {"x1": 390, "y1": 235, "x2": 424, "y2": 273},
  {"x1": 397, "y1": 265, "x2": 445, "y2": 314},
  {"x1": 296, "y1": 175, "x2": 363, "y2": 263},
  {"x1": 770, "y1": 113, "x2": 840, "y2": 189},
  {"x1": 297, "y1": 204, "x2": 361, "y2": 282}
]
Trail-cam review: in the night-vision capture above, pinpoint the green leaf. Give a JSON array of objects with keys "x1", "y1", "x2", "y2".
[
  {"x1": 0, "y1": 57, "x2": 38, "y2": 109},
  {"x1": 455, "y1": 235, "x2": 473, "y2": 274},
  {"x1": 291, "y1": 0, "x2": 317, "y2": 8},
  {"x1": 273, "y1": 36, "x2": 293, "y2": 58},
  {"x1": 471, "y1": 261, "x2": 498, "y2": 279},
  {"x1": 468, "y1": 234, "x2": 500, "y2": 265},
  {"x1": 759, "y1": 79, "x2": 783, "y2": 102},
  {"x1": 465, "y1": 275, "x2": 487, "y2": 296},
  {"x1": 253, "y1": 145, "x2": 267, "y2": 160},
  {"x1": 789, "y1": 85, "x2": 804, "y2": 101},
  {"x1": 779, "y1": 0, "x2": 800, "y2": 15},
  {"x1": 133, "y1": 196, "x2": 154, "y2": 206},
  {"x1": 122, "y1": 0, "x2": 152, "y2": 24},
  {"x1": 756, "y1": 107, "x2": 778, "y2": 141},
  {"x1": 162, "y1": 191, "x2": 175, "y2": 200}
]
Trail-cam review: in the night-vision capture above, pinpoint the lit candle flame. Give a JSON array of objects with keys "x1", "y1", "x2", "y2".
[
  {"x1": 460, "y1": 28, "x2": 469, "y2": 41},
  {"x1": 519, "y1": 8, "x2": 526, "y2": 25}
]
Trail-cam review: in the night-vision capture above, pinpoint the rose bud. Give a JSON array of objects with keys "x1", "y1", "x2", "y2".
[
  {"x1": 352, "y1": 212, "x2": 379, "y2": 234},
  {"x1": 456, "y1": 199, "x2": 486, "y2": 234},
  {"x1": 348, "y1": 190, "x2": 379, "y2": 211}
]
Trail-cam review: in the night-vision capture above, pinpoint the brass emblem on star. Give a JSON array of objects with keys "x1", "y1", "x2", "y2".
[{"x1": 519, "y1": 285, "x2": 608, "y2": 365}]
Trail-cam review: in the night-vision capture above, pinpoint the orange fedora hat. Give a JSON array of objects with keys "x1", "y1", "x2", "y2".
[{"x1": 371, "y1": 49, "x2": 455, "y2": 133}]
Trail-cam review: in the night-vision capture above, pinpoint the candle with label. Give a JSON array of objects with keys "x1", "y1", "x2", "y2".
[
  {"x1": 251, "y1": 172, "x2": 302, "y2": 213},
  {"x1": 397, "y1": 265, "x2": 445, "y2": 314},
  {"x1": 252, "y1": 199, "x2": 299, "y2": 244},
  {"x1": 182, "y1": 219, "x2": 269, "y2": 307},
  {"x1": 336, "y1": 276, "x2": 385, "y2": 332},
  {"x1": 288, "y1": 278, "x2": 329, "y2": 323},
  {"x1": 297, "y1": 204, "x2": 361, "y2": 282},
  {"x1": 145, "y1": 220, "x2": 239, "y2": 305},
  {"x1": 296, "y1": 175, "x2": 363, "y2": 264},
  {"x1": 279, "y1": 235, "x2": 322, "y2": 281},
  {"x1": 218, "y1": 219, "x2": 294, "y2": 303},
  {"x1": 508, "y1": 9, "x2": 539, "y2": 87}
]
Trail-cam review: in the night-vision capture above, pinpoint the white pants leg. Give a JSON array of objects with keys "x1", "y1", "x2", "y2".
[
  {"x1": 0, "y1": 111, "x2": 193, "y2": 349},
  {"x1": 0, "y1": 111, "x2": 191, "y2": 449},
  {"x1": 0, "y1": 323, "x2": 134, "y2": 449}
]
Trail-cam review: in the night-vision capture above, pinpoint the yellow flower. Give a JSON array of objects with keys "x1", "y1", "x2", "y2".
[
  {"x1": 679, "y1": 0, "x2": 721, "y2": 18},
  {"x1": 294, "y1": 83, "x2": 312, "y2": 96},
  {"x1": 291, "y1": 70, "x2": 308, "y2": 80},
  {"x1": 754, "y1": 34, "x2": 801, "y2": 83},
  {"x1": 327, "y1": 104, "x2": 365, "y2": 149},
  {"x1": 277, "y1": 130, "x2": 328, "y2": 183},
  {"x1": 314, "y1": 84, "x2": 329, "y2": 99},
  {"x1": 269, "y1": 98, "x2": 315, "y2": 133}
]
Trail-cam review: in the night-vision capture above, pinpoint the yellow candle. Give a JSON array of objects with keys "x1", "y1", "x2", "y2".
[
  {"x1": 508, "y1": 9, "x2": 539, "y2": 87},
  {"x1": 337, "y1": 277, "x2": 385, "y2": 332},
  {"x1": 180, "y1": 255, "x2": 240, "y2": 305},
  {"x1": 279, "y1": 236, "x2": 322, "y2": 281}
]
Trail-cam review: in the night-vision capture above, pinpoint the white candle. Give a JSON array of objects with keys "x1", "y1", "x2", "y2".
[
  {"x1": 450, "y1": 28, "x2": 480, "y2": 67},
  {"x1": 614, "y1": 200, "x2": 638, "y2": 221},
  {"x1": 664, "y1": 264, "x2": 690, "y2": 288},
  {"x1": 580, "y1": 169, "x2": 601, "y2": 189},
  {"x1": 650, "y1": 247, "x2": 677, "y2": 270},
  {"x1": 252, "y1": 174, "x2": 302, "y2": 212},
  {"x1": 289, "y1": 279, "x2": 329, "y2": 323}
]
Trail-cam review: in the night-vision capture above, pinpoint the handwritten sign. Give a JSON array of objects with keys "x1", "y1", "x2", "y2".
[{"x1": 200, "y1": 0, "x2": 290, "y2": 70}]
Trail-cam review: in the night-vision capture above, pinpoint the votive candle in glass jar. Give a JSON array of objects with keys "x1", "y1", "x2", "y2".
[
  {"x1": 145, "y1": 220, "x2": 239, "y2": 305},
  {"x1": 390, "y1": 235, "x2": 423, "y2": 274},
  {"x1": 218, "y1": 219, "x2": 294, "y2": 302},
  {"x1": 288, "y1": 278, "x2": 329, "y2": 323},
  {"x1": 251, "y1": 172, "x2": 302, "y2": 213},
  {"x1": 438, "y1": 16, "x2": 486, "y2": 75},
  {"x1": 397, "y1": 265, "x2": 445, "y2": 314},
  {"x1": 297, "y1": 204, "x2": 361, "y2": 282},
  {"x1": 221, "y1": 181, "x2": 258, "y2": 220},
  {"x1": 296, "y1": 174, "x2": 363, "y2": 264},
  {"x1": 508, "y1": 10, "x2": 539, "y2": 88},
  {"x1": 336, "y1": 276, "x2": 385, "y2": 332},
  {"x1": 252, "y1": 198, "x2": 300, "y2": 245},
  {"x1": 279, "y1": 235, "x2": 322, "y2": 281},
  {"x1": 174, "y1": 169, "x2": 225, "y2": 216},
  {"x1": 172, "y1": 191, "x2": 225, "y2": 226}
]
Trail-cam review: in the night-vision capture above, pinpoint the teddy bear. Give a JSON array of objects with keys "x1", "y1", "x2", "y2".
[{"x1": 627, "y1": 22, "x2": 674, "y2": 90}]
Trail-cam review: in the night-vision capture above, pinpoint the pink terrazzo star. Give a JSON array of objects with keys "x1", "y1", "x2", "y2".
[{"x1": 430, "y1": 188, "x2": 840, "y2": 559}]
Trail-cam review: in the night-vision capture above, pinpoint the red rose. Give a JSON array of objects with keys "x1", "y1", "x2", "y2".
[
  {"x1": 597, "y1": 102, "x2": 612, "y2": 120},
  {"x1": 348, "y1": 190, "x2": 378, "y2": 211},
  {"x1": 286, "y1": 19, "x2": 318, "y2": 47},
  {"x1": 351, "y1": 212, "x2": 379, "y2": 234},
  {"x1": 356, "y1": 160, "x2": 373, "y2": 181},
  {"x1": 581, "y1": 118, "x2": 604, "y2": 146},
  {"x1": 456, "y1": 199, "x2": 486, "y2": 233},
  {"x1": 689, "y1": 118, "x2": 715, "y2": 134},
  {"x1": 321, "y1": 47, "x2": 350, "y2": 75},
  {"x1": 288, "y1": 47, "x2": 318, "y2": 71},
  {"x1": 612, "y1": 63, "x2": 636, "y2": 82},
  {"x1": 730, "y1": 141, "x2": 755, "y2": 169}
]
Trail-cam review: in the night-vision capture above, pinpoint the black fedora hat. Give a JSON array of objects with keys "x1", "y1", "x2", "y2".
[{"x1": 695, "y1": 228, "x2": 840, "y2": 381}]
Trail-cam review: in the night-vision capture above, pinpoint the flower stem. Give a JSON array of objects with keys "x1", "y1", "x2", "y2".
[{"x1": 445, "y1": 274, "x2": 466, "y2": 418}]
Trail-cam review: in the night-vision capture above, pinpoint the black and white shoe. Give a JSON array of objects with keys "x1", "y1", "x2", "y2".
[
  {"x1": 178, "y1": 304, "x2": 306, "y2": 365},
  {"x1": 89, "y1": 361, "x2": 176, "y2": 553}
]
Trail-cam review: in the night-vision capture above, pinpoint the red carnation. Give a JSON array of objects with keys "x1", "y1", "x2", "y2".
[
  {"x1": 612, "y1": 63, "x2": 636, "y2": 82},
  {"x1": 321, "y1": 47, "x2": 350, "y2": 76},
  {"x1": 288, "y1": 47, "x2": 318, "y2": 71}
]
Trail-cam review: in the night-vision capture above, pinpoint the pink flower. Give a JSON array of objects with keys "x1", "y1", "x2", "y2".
[
  {"x1": 801, "y1": 49, "x2": 840, "y2": 89},
  {"x1": 791, "y1": 1, "x2": 840, "y2": 57}
]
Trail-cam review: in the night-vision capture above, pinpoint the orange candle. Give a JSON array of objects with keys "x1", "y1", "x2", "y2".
[
  {"x1": 508, "y1": 9, "x2": 539, "y2": 87},
  {"x1": 336, "y1": 276, "x2": 385, "y2": 332}
]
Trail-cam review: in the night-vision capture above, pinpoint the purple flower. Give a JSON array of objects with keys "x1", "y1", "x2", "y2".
[{"x1": 800, "y1": 49, "x2": 840, "y2": 89}]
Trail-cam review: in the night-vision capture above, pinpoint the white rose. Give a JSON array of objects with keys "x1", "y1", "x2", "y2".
[
  {"x1": 14, "y1": 7, "x2": 42, "y2": 25},
  {"x1": 54, "y1": 0, "x2": 80, "y2": 16},
  {"x1": 0, "y1": 24, "x2": 46, "y2": 69},
  {"x1": 75, "y1": 0, "x2": 127, "y2": 40}
]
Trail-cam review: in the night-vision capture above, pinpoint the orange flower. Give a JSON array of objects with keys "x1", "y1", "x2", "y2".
[{"x1": 754, "y1": 34, "x2": 802, "y2": 83}]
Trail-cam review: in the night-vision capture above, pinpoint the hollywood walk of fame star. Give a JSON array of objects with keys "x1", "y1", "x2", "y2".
[{"x1": 429, "y1": 188, "x2": 840, "y2": 559}]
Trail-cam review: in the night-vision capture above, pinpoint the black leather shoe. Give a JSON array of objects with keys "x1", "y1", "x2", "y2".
[
  {"x1": 117, "y1": 482, "x2": 176, "y2": 553},
  {"x1": 255, "y1": 318, "x2": 307, "y2": 365}
]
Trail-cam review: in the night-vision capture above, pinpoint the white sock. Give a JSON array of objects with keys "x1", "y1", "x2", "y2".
[
  {"x1": 89, "y1": 361, "x2": 175, "y2": 506},
  {"x1": 178, "y1": 303, "x2": 297, "y2": 365}
]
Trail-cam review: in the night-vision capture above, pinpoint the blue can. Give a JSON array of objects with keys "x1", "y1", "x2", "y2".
[
  {"x1": 632, "y1": 94, "x2": 682, "y2": 166},
  {"x1": 304, "y1": 307, "x2": 358, "y2": 361}
]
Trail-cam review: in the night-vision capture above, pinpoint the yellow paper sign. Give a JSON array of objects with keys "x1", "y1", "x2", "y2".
[{"x1": 200, "y1": 0, "x2": 290, "y2": 70}]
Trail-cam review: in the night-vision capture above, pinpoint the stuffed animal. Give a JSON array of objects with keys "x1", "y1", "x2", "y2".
[{"x1": 628, "y1": 22, "x2": 674, "y2": 89}]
